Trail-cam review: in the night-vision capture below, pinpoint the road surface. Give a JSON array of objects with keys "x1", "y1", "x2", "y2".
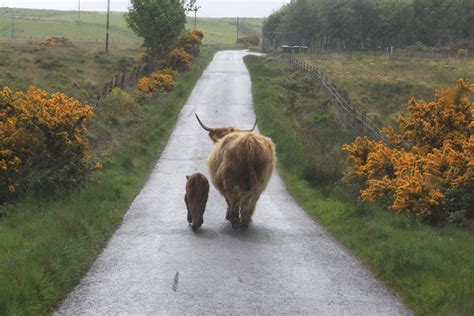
[{"x1": 56, "y1": 50, "x2": 410, "y2": 315}]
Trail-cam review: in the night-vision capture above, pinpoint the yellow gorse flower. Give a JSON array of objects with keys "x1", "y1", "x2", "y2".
[
  {"x1": 137, "y1": 71, "x2": 176, "y2": 94},
  {"x1": 343, "y1": 80, "x2": 473, "y2": 219},
  {"x1": 0, "y1": 86, "x2": 94, "y2": 199}
]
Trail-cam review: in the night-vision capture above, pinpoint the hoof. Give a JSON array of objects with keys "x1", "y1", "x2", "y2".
[
  {"x1": 231, "y1": 220, "x2": 240, "y2": 230},
  {"x1": 241, "y1": 219, "x2": 251, "y2": 229},
  {"x1": 187, "y1": 215, "x2": 192, "y2": 224},
  {"x1": 192, "y1": 225, "x2": 198, "y2": 232}
]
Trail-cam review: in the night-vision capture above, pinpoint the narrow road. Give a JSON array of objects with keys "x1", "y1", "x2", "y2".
[{"x1": 56, "y1": 51, "x2": 410, "y2": 315}]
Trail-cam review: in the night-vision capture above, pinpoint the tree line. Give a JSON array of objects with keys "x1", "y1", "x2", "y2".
[{"x1": 262, "y1": 0, "x2": 474, "y2": 51}]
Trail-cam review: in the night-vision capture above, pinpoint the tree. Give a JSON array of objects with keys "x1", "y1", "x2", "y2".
[
  {"x1": 279, "y1": 0, "x2": 319, "y2": 46},
  {"x1": 262, "y1": 9, "x2": 286, "y2": 51},
  {"x1": 261, "y1": 0, "x2": 474, "y2": 51},
  {"x1": 126, "y1": 0, "x2": 186, "y2": 59},
  {"x1": 180, "y1": 0, "x2": 197, "y2": 13}
]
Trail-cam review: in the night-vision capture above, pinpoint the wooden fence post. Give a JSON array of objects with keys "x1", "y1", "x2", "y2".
[
  {"x1": 120, "y1": 72, "x2": 126, "y2": 88},
  {"x1": 362, "y1": 111, "x2": 367, "y2": 133},
  {"x1": 102, "y1": 83, "x2": 109, "y2": 97},
  {"x1": 114, "y1": 73, "x2": 120, "y2": 88},
  {"x1": 129, "y1": 67, "x2": 136, "y2": 80},
  {"x1": 353, "y1": 107, "x2": 358, "y2": 133}
]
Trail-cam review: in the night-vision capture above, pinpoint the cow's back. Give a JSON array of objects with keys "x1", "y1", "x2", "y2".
[{"x1": 207, "y1": 132, "x2": 276, "y2": 197}]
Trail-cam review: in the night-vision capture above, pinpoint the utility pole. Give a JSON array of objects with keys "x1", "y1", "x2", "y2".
[
  {"x1": 236, "y1": 16, "x2": 239, "y2": 43},
  {"x1": 193, "y1": 5, "x2": 201, "y2": 29},
  {"x1": 10, "y1": 9, "x2": 14, "y2": 39},
  {"x1": 105, "y1": 0, "x2": 110, "y2": 53},
  {"x1": 78, "y1": 0, "x2": 81, "y2": 23}
]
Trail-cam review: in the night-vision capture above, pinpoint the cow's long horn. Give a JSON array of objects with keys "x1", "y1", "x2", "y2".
[
  {"x1": 195, "y1": 113, "x2": 213, "y2": 131},
  {"x1": 242, "y1": 119, "x2": 258, "y2": 132}
]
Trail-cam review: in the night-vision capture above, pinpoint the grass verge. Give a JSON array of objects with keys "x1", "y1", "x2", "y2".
[
  {"x1": 245, "y1": 54, "x2": 474, "y2": 316},
  {"x1": 0, "y1": 48, "x2": 216, "y2": 315},
  {"x1": 300, "y1": 51, "x2": 474, "y2": 124}
]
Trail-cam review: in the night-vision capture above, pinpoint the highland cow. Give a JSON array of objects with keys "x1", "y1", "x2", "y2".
[
  {"x1": 184, "y1": 173, "x2": 210, "y2": 232},
  {"x1": 195, "y1": 114, "x2": 276, "y2": 229}
]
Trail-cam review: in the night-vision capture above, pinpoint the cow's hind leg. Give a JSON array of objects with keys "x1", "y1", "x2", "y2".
[
  {"x1": 226, "y1": 202, "x2": 240, "y2": 229},
  {"x1": 240, "y1": 195, "x2": 259, "y2": 228},
  {"x1": 225, "y1": 197, "x2": 232, "y2": 220}
]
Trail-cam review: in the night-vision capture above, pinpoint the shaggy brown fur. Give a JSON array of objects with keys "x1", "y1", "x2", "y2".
[
  {"x1": 196, "y1": 115, "x2": 276, "y2": 229},
  {"x1": 184, "y1": 173, "x2": 210, "y2": 232}
]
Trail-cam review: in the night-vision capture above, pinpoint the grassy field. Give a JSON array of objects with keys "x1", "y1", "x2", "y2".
[
  {"x1": 245, "y1": 55, "x2": 474, "y2": 315},
  {"x1": 300, "y1": 52, "x2": 474, "y2": 124},
  {"x1": 0, "y1": 8, "x2": 263, "y2": 45},
  {"x1": 0, "y1": 38, "x2": 141, "y2": 104},
  {"x1": 0, "y1": 39, "x2": 217, "y2": 314}
]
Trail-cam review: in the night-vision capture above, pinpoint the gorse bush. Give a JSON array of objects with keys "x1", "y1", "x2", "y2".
[
  {"x1": 168, "y1": 47, "x2": 193, "y2": 72},
  {"x1": 172, "y1": 29, "x2": 204, "y2": 57},
  {"x1": 30, "y1": 37, "x2": 75, "y2": 47},
  {"x1": 0, "y1": 86, "x2": 94, "y2": 201},
  {"x1": 237, "y1": 34, "x2": 260, "y2": 47},
  {"x1": 137, "y1": 70, "x2": 176, "y2": 94},
  {"x1": 164, "y1": 29, "x2": 204, "y2": 71},
  {"x1": 137, "y1": 29, "x2": 203, "y2": 95},
  {"x1": 343, "y1": 80, "x2": 473, "y2": 224}
]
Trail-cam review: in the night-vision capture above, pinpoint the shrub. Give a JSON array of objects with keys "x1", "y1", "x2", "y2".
[
  {"x1": 0, "y1": 86, "x2": 94, "y2": 201},
  {"x1": 457, "y1": 48, "x2": 468, "y2": 58},
  {"x1": 31, "y1": 37, "x2": 75, "y2": 47},
  {"x1": 116, "y1": 57, "x2": 136, "y2": 72},
  {"x1": 34, "y1": 56, "x2": 64, "y2": 70},
  {"x1": 168, "y1": 47, "x2": 193, "y2": 72},
  {"x1": 136, "y1": 70, "x2": 175, "y2": 94},
  {"x1": 152, "y1": 29, "x2": 203, "y2": 73},
  {"x1": 237, "y1": 34, "x2": 260, "y2": 47},
  {"x1": 137, "y1": 52, "x2": 148, "y2": 63},
  {"x1": 171, "y1": 29, "x2": 204, "y2": 57},
  {"x1": 343, "y1": 80, "x2": 473, "y2": 223}
]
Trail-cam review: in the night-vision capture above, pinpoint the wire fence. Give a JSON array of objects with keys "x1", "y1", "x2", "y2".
[
  {"x1": 287, "y1": 56, "x2": 385, "y2": 142},
  {"x1": 94, "y1": 63, "x2": 147, "y2": 108}
]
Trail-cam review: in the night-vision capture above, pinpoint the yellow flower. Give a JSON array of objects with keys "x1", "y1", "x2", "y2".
[{"x1": 342, "y1": 80, "x2": 473, "y2": 219}]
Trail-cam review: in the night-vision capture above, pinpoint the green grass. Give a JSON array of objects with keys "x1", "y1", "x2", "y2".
[
  {"x1": 0, "y1": 8, "x2": 263, "y2": 45},
  {"x1": 0, "y1": 38, "x2": 141, "y2": 103},
  {"x1": 245, "y1": 54, "x2": 474, "y2": 315},
  {"x1": 300, "y1": 51, "x2": 474, "y2": 124},
  {"x1": 195, "y1": 17, "x2": 262, "y2": 45},
  {"x1": 0, "y1": 47, "x2": 216, "y2": 315}
]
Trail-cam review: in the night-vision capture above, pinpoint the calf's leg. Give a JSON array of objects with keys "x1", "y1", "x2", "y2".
[{"x1": 185, "y1": 195, "x2": 192, "y2": 224}]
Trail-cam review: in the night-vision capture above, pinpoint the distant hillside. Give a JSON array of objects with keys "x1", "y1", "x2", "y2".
[{"x1": 0, "y1": 8, "x2": 263, "y2": 45}]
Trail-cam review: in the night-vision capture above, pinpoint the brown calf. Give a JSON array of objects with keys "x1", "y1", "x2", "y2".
[{"x1": 184, "y1": 173, "x2": 210, "y2": 232}]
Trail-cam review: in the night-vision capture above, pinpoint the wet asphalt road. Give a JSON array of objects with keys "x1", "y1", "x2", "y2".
[{"x1": 55, "y1": 51, "x2": 410, "y2": 315}]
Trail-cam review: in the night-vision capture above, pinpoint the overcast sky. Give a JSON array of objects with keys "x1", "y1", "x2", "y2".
[{"x1": 1, "y1": 0, "x2": 290, "y2": 17}]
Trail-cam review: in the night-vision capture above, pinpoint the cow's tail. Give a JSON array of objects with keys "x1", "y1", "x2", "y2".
[{"x1": 238, "y1": 137, "x2": 264, "y2": 222}]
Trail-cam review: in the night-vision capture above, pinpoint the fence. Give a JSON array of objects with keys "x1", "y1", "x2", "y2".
[
  {"x1": 279, "y1": 45, "x2": 472, "y2": 60},
  {"x1": 95, "y1": 63, "x2": 147, "y2": 108},
  {"x1": 287, "y1": 56, "x2": 385, "y2": 142}
]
